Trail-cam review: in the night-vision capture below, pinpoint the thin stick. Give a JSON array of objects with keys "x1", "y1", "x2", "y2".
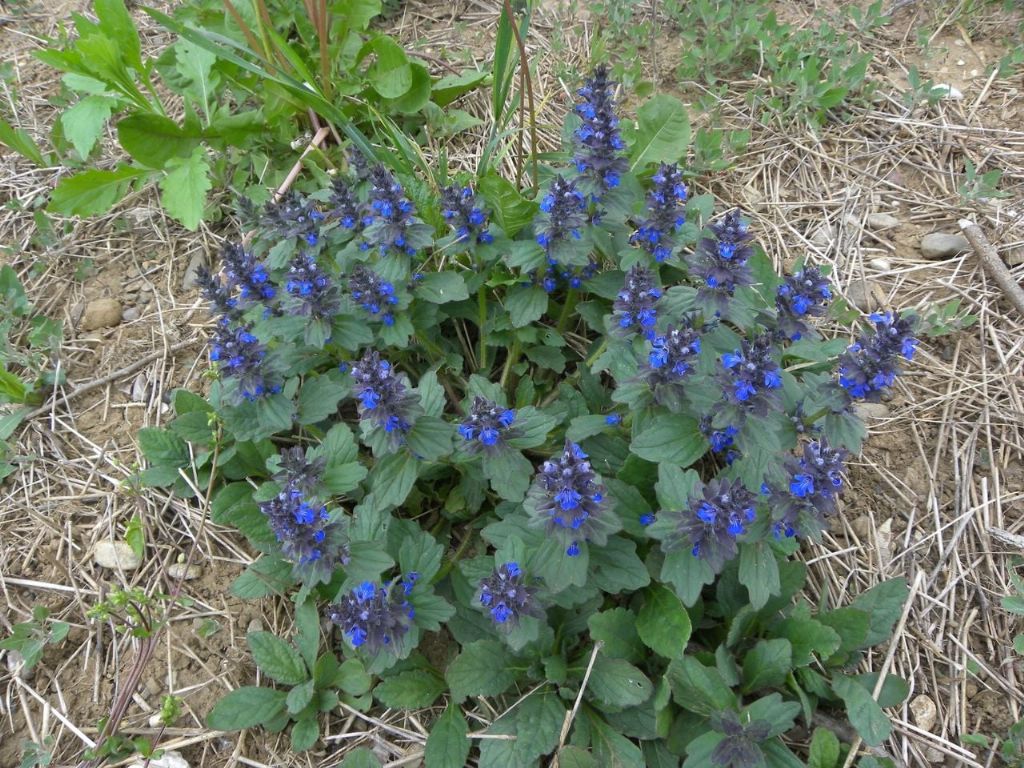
[
  {"x1": 554, "y1": 640, "x2": 603, "y2": 761},
  {"x1": 959, "y1": 219, "x2": 1024, "y2": 317}
]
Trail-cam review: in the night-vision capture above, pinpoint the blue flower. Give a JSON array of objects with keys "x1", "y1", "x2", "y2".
[
  {"x1": 350, "y1": 350, "x2": 422, "y2": 446},
  {"x1": 572, "y1": 66, "x2": 628, "y2": 197},
  {"x1": 259, "y1": 191, "x2": 324, "y2": 245},
  {"x1": 458, "y1": 396, "x2": 521, "y2": 454},
  {"x1": 643, "y1": 320, "x2": 703, "y2": 408},
  {"x1": 329, "y1": 176, "x2": 364, "y2": 233},
  {"x1": 718, "y1": 335, "x2": 783, "y2": 417},
  {"x1": 838, "y1": 311, "x2": 917, "y2": 402},
  {"x1": 348, "y1": 264, "x2": 400, "y2": 325},
  {"x1": 477, "y1": 562, "x2": 542, "y2": 628},
  {"x1": 328, "y1": 579, "x2": 416, "y2": 655},
  {"x1": 441, "y1": 185, "x2": 494, "y2": 245},
  {"x1": 605, "y1": 413, "x2": 622, "y2": 425},
  {"x1": 532, "y1": 175, "x2": 592, "y2": 290},
  {"x1": 361, "y1": 166, "x2": 430, "y2": 258},
  {"x1": 613, "y1": 265, "x2": 662, "y2": 339},
  {"x1": 220, "y1": 243, "x2": 277, "y2": 308},
  {"x1": 210, "y1": 322, "x2": 281, "y2": 404},
  {"x1": 687, "y1": 209, "x2": 755, "y2": 312},
  {"x1": 631, "y1": 163, "x2": 688, "y2": 262},
  {"x1": 662, "y1": 477, "x2": 757, "y2": 573},
  {"x1": 285, "y1": 253, "x2": 339, "y2": 320},
  {"x1": 767, "y1": 439, "x2": 847, "y2": 539},
  {"x1": 776, "y1": 265, "x2": 832, "y2": 339}
]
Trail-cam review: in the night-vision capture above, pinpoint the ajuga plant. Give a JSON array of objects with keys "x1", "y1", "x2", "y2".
[{"x1": 138, "y1": 67, "x2": 919, "y2": 765}]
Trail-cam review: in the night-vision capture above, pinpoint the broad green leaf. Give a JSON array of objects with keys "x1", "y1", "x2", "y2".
[
  {"x1": 666, "y1": 656, "x2": 736, "y2": 715},
  {"x1": 741, "y1": 639, "x2": 792, "y2": 693},
  {"x1": 848, "y1": 578, "x2": 909, "y2": 647},
  {"x1": 584, "y1": 708, "x2": 646, "y2": 768},
  {"x1": 368, "y1": 451, "x2": 419, "y2": 509},
  {"x1": 478, "y1": 173, "x2": 538, "y2": 237},
  {"x1": 95, "y1": 0, "x2": 143, "y2": 71},
  {"x1": 808, "y1": 727, "x2": 841, "y2": 768},
  {"x1": 655, "y1": 464, "x2": 699, "y2": 511},
  {"x1": 587, "y1": 609, "x2": 645, "y2": 663},
  {"x1": 660, "y1": 548, "x2": 715, "y2": 607},
  {"x1": 505, "y1": 285, "x2": 549, "y2": 328},
  {"x1": 49, "y1": 165, "x2": 149, "y2": 217},
  {"x1": 117, "y1": 113, "x2": 201, "y2": 168},
  {"x1": 832, "y1": 676, "x2": 891, "y2": 746},
  {"x1": 425, "y1": 705, "x2": 470, "y2": 768},
  {"x1": 482, "y1": 448, "x2": 533, "y2": 502},
  {"x1": 478, "y1": 690, "x2": 565, "y2": 768},
  {"x1": 406, "y1": 416, "x2": 453, "y2": 460},
  {"x1": 383, "y1": 61, "x2": 432, "y2": 114},
  {"x1": 230, "y1": 556, "x2": 293, "y2": 599},
  {"x1": 294, "y1": 598, "x2": 320, "y2": 671},
  {"x1": 286, "y1": 679, "x2": 315, "y2": 715},
  {"x1": 366, "y1": 36, "x2": 411, "y2": 98},
  {"x1": 61, "y1": 95, "x2": 116, "y2": 158},
  {"x1": 446, "y1": 639, "x2": 515, "y2": 701},
  {"x1": 0, "y1": 117, "x2": 46, "y2": 165},
  {"x1": 557, "y1": 746, "x2": 598, "y2": 768},
  {"x1": 296, "y1": 371, "x2": 349, "y2": 425},
  {"x1": 374, "y1": 670, "x2": 445, "y2": 708},
  {"x1": 247, "y1": 631, "x2": 308, "y2": 685},
  {"x1": 637, "y1": 585, "x2": 691, "y2": 659},
  {"x1": 738, "y1": 542, "x2": 781, "y2": 611},
  {"x1": 772, "y1": 615, "x2": 841, "y2": 667},
  {"x1": 588, "y1": 656, "x2": 653, "y2": 708},
  {"x1": 291, "y1": 716, "x2": 320, "y2": 751},
  {"x1": 159, "y1": 148, "x2": 211, "y2": 230},
  {"x1": 340, "y1": 747, "x2": 382, "y2": 767},
  {"x1": 431, "y1": 68, "x2": 488, "y2": 107},
  {"x1": 630, "y1": 415, "x2": 706, "y2": 466},
  {"x1": 173, "y1": 37, "x2": 219, "y2": 113},
  {"x1": 630, "y1": 94, "x2": 691, "y2": 170},
  {"x1": 417, "y1": 271, "x2": 469, "y2": 303},
  {"x1": 206, "y1": 686, "x2": 286, "y2": 730}
]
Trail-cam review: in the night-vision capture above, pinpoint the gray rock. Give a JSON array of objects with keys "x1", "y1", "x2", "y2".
[
  {"x1": 854, "y1": 402, "x2": 890, "y2": 420},
  {"x1": 80, "y1": 298, "x2": 122, "y2": 331},
  {"x1": 910, "y1": 694, "x2": 937, "y2": 732},
  {"x1": 845, "y1": 281, "x2": 877, "y2": 311},
  {"x1": 809, "y1": 223, "x2": 835, "y2": 247},
  {"x1": 866, "y1": 212, "x2": 900, "y2": 231},
  {"x1": 247, "y1": 618, "x2": 264, "y2": 634},
  {"x1": 122, "y1": 307, "x2": 140, "y2": 323},
  {"x1": 93, "y1": 540, "x2": 143, "y2": 570},
  {"x1": 849, "y1": 515, "x2": 872, "y2": 540},
  {"x1": 181, "y1": 251, "x2": 208, "y2": 291},
  {"x1": 5, "y1": 649, "x2": 33, "y2": 681},
  {"x1": 920, "y1": 232, "x2": 970, "y2": 259},
  {"x1": 168, "y1": 562, "x2": 202, "y2": 581},
  {"x1": 869, "y1": 257, "x2": 892, "y2": 272}
]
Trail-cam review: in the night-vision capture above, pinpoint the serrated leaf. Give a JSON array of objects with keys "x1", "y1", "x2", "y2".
[
  {"x1": 637, "y1": 585, "x2": 691, "y2": 659},
  {"x1": 417, "y1": 271, "x2": 469, "y2": 303},
  {"x1": 116, "y1": 113, "x2": 201, "y2": 168},
  {"x1": 206, "y1": 686, "x2": 287, "y2": 730},
  {"x1": 368, "y1": 451, "x2": 419, "y2": 509},
  {"x1": 248, "y1": 631, "x2": 308, "y2": 685},
  {"x1": 666, "y1": 656, "x2": 736, "y2": 715},
  {"x1": 61, "y1": 95, "x2": 116, "y2": 158},
  {"x1": 425, "y1": 705, "x2": 470, "y2": 768},
  {"x1": 159, "y1": 147, "x2": 211, "y2": 230},
  {"x1": 738, "y1": 542, "x2": 781, "y2": 611},
  {"x1": 406, "y1": 416, "x2": 453, "y2": 461},
  {"x1": 50, "y1": 165, "x2": 149, "y2": 217},
  {"x1": 446, "y1": 639, "x2": 514, "y2": 702},
  {"x1": 340, "y1": 747, "x2": 382, "y2": 767},
  {"x1": 478, "y1": 690, "x2": 565, "y2": 768},
  {"x1": 832, "y1": 676, "x2": 891, "y2": 746},
  {"x1": 296, "y1": 371, "x2": 348, "y2": 424},
  {"x1": 588, "y1": 656, "x2": 653, "y2": 708},
  {"x1": 808, "y1": 727, "x2": 841, "y2": 768},
  {"x1": 741, "y1": 639, "x2": 792, "y2": 693},
  {"x1": 772, "y1": 615, "x2": 841, "y2": 667},
  {"x1": 588, "y1": 609, "x2": 645, "y2": 662},
  {"x1": 286, "y1": 679, "x2": 315, "y2": 715},
  {"x1": 848, "y1": 579, "x2": 909, "y2": 647},
  {"x1": 291, "y1": 716, "x2": 320, "y2": 751},
  {"x1": 482, "y1": 448, "x2": 533, "y2": 502},
  {"x1": 630, "y1": 415, "x2": 706, "y2": 466},
  {"x1": 374, "y1": 670, "x2": 445, "y2": 708},
  {"x1": 505, "y1": 285, "x2": 548, "y2": 328},
  {"x1": 630, "y1": 94, "x2": 691, "y2": 170}
]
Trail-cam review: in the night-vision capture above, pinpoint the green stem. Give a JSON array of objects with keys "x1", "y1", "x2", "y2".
[
  {"x1": 500, "y1": 337, "x2": 521, "y2": 392},
  {"x1": 585, "y1": 338, "x2": 608, "y2": 368},
  {"x1": 433, "y1": 527, "x2": 476, "y2": 584},
  {"x1": 477, "y1": 285, "x2": 488, "y2": 372},
  {"x1": 556, "y1": 289, "x2": 578, "y2": 335}
]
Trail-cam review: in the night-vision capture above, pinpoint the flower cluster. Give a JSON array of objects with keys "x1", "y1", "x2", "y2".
[
  {"x1": 838, "y1": 311, "x2": 917, "y2": 401},
  {"x1": 260, "y1": 447, "x2": 346, "y2": 583},
  {"x1": 768, "y1": 438, "x2": 847, "y2": 538},
  {"x1": 210, "y1": 322, "x2": 280, "y2": 403},
  {"x1": 220, "y1": 243, "x2": 276, "y2": 308},
  {"x1": 535, "y1": 175, "x2": 587, "y2": 253},
  {"x1": 645, "y1": 322, "x2": 703, "y2": 409},
  {"x1": 328, "y1": 577, "x2": 417, "y2": 655},
  {"x1": 525, "y1": 441, "x2": 609, "y2": 557},
  {"x1": 701, "y1": 417, "x2": 739, "y2": 465},
  {"x1": 477, "y1": 562, "x2": 540, "y2": 627},
  {"x1": 667, "y1": 477, "x2": 757, "y2": 573},
  {"x1": 613, "y1": 265, "x2": 662, "y2": 338},
  {"x1": 573, "y1": 65, "x2": 628, "y2": 195},
  {"x1": 195, "y1": 266, "x2": 240, "y2": 320},
  {"x1": 630, "y1": 163, "x2": 688, "y2": 262},
  {"x1": 349, "y1": 350, "x2": 420, "y2": 442},
  {"x1": 260, "y1": 191, "x2": 325, "y2": 246},
  {"x1": 362, "y1": 166, "x2": 428, "y2": 258},
  {"x1": 441, "y1": 185, "x2": 494, "y2": 245},
  {"x1": 687, "y1": 209, "x2": 754, "y2": 311},
  {"x1": 775, "y1": 265, "x2": 832, "y2": 340},
  {"x1": 284, "y1": 253, "x2": 338, "y2": 319},
  {"x1": 458, "y1": 397, "x2": 518, "y2": 454},
  {"x1": 709, "y1": 711, "x2": 773, "y2": 768},
  {"x1": 719, "y1": 335, "x2": 782, "y2": 416},
  {"x1": 348, "y1": 264, "x2": 399, "y2": 326}
]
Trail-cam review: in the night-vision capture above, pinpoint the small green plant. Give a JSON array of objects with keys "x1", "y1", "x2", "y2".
[
  {"x1": 1001, "y1": 557, "x2": 1024, "y2": 656},
  {"x1": 18, "y1": 737, "x2": 54, "y2": 768},
  {"x1": 959, "y1": 158, "x2": 1010, "y2": 203},
  {"x1": 0, "y1": 606, "x2": 70, "y2": 673},
  {"x1": 904, "y1": 65, "x2": 947, "y2": 108},
  {"x1": 917, "y1": 298, "x2": 978, "y2": 337},
  {"x1": 206, "y1": 598, "x2": 373, "y2": 751},
  {"x1": 86, "y1": 588, "x2": 190, "y2": 638},
  {"x1": 83, "y1": 718, "x2": 162, "y2": 764}
]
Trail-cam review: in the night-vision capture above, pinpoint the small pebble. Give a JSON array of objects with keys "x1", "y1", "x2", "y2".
[
  {"x1": 122, "y1": 307, "x2": 140, "y2": 323},
  {"x1": 247, "y1": 618, "x2": 264, "y2": 634},
  {"x1": 80, "y1": 298, "x2": 122, "y2": 331},
  {"x1": 920, "y1": 232, "x2": 970, "y2": 259},
  {"x1": 145, "y1": 677, "x2": 162, "y2": 697},
  {"x1": 866, "y1": 212, "x2": 900, "y2": 231},
  {"x1": 181, "y1": 251, "x2": 208, "y2": 292},
  {"x1": 846, "y1": 281, "x2": 877, "y2": 311},
  {"x1": 910, "y1": 694, "x2": 938, "y2": 732},
  {"x1": 931, "y1": 83, "x2": 963, "y2": 99},
  {"x1": 5, "y1": 649, "x2": 34, "y2": 681},
  {"x1": 850, "y1": 515, "x2": 872, "y2": 540},
  {"x1": 168, "y1": 563, "x2": 202, "y2": 581},
  {"x1": 810, "y1": 223, "x2": 835, "y2": 247},
  {"x1": 93, "y1": 540, "x2": 143, "y2": 570},
  {"x1": 148, "y1": 713, "x2": 166, "y2": 728},
  {"x1": 854, "y1": 402, "x2": 890, "y2": 421},
  {"x1": 869, "y1": 258, "x2": 892, "y2": 271}
]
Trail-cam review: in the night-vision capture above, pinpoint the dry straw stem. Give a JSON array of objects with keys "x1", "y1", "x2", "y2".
[{"x1": 959, "y1": 219, "x2": 1024, "y2": 316}]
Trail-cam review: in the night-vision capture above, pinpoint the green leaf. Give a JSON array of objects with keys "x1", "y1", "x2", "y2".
[
  {"x1": 291, "y1": 716, "x2": 320, "y2": 752},
  {"x1": 588, "y1": 656, "x2": 653, "y2": 709},
  {"x1": 567, "y1": 414, "x2": 613, "y2": 442},
  {"x1": 808, "y1": 727, "x2": 841, "y2": 768},
  {"x1": 124, "y1": 514, "x2": 145, "y2": 560},
  {"x1": 340, "y1": 747, "x2": 382, "y2": 767},
  {"x1": 772, "y1": 615, "x2": 841, "y2": 667},
  {"x1": 524, "y1": 344, "x2": 566, "y2": 373},
  {"x1": 406, "y1": 416, "x2": 453, "y2": 461},
  {"x1": 173, "y1": 36, "x2": 218, "y2": 110},
  {"x1": 294, "y1": 598, "x2": 320, "y2": 671},
  {"x1": 49, "y1": 165, "x2": 149, "y2": 217},
  {"x1": 0, "y1": 117, "x2": 46, "y2": 165},
  {"x1": 61, "y1": 95, "x2": 116, "y2": 158},
  {"x1": 206, "y1": 686, "x2": 287, "y2": 730},
  {"x1": 374, "y1": 670, "x2": 446, "y2": 708},
  {"x1": 231, "y1": 556, "x2": 293, "y2": 599},
  {"x1": 159, "y1": 147, "x2": 211, "y2": 230},
  {"x1": 286, "y1": 679, "x2": 315, "y2": 715},
  {"x1": 666, "y1": 656, "x2": 736, "y2": 715},
  {"x1": 296, "y1": 371, "x2": 349, "y2": 425},
  {"x1": 425, "y1": 705, "x2": 470, "y2": 768},
  {"x1": 479, "y1": 173, "x2": 538, "y2": 237},
  {"x1": 431, "y1": 68, "x2": 488, "y2": 107},
  {"x1": 95, "y1": 0, "x2": 143, "y2": 71},
  {"x1": 446, "y1": 639, "x2": 515, "y2": 702},
  {"x1": 368, "y1": 451, "x2": 419, "y2": 509},
  {"x1": 832, "y1": 676, "x2": 891, "y2": 747},
  {"x1": 383, "y1": 61, "x2": 432, "y2": 114},
  {"x1": 138, "y1": 427, "x2": 189, "y2": 467},
  {"x1": 557, "y1": 746, "x2": 598, "y2": 768},
  {"x1": 366, "y1": 36, "x2": 412, "y2": 98},
  {"x1": 505, "y1": 285, "x2": 549, "y2": 328},
  {"x1": 583, "y1": 708, "x2": 646, "y2": 767},
  {"x1": 117, "y1": 114, "x2": 202, "y2": 168},
  {"x1": 630, "y1": 415, "x2": 705, "y2": 466},
  {"x1": 660, "y1": 548, "x2": 715, "y2": 607},
  {"x1": 741, "y1": 639, "x2": 792, "y2": 694},
  {"x1": 417, "y1": 271, "x2": 469, "y2": 303},
  {"x1": 588, "y1": 608, "x2": 645, "y2": 662},
  {"x1": 637, "y1": 585, "x2": 691, "y2": 659},
  {"x1": 589, "y1": 537, "x2": 647, "y2": 594},
  {"x1": 479, "y1": 690, "x2": 565, "y2": 767},
  {"x1": 855, "y1": 673, "x2": 910, "y2": 708},
  {"x1": 482, "y1": 448, "x2": 533, "y2": 502},
  {"x1": 248, "y1": 631, "x2": 308, "y2": 685},
  {"x1": 339, "y1": 658, "x2": 373, "y2": 696},
  {"x1": 817, "y1": 607, "x2": 870, "y2": 658},
  {"x1": 630, "y1": 94, "x2": 691, "y2": 170},
  {"x1": 848, "y1": 579, "x2": 909, "y2": 647},
  {"x1": 738, "y1": 542, "x2": 781, "y2": 611}
]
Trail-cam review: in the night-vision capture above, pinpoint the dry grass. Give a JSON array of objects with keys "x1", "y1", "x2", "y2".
[{"x1": 1, "y1": 0, "x2": 1023, "y2": 765}]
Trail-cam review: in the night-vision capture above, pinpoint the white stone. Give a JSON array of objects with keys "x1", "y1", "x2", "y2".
[
  {"x1": 869, "y1": 258, "x2": 892, "y2": 271},
  {"x1": 80, "y1": 298, "x2": 122, "y2": 331},
  {"x1": 866, "y1": 212, "x2": 900, "y2": 231},
  {"x1": 122, "y1": 307, "x2": 140, "y2": 323},
  {"x1": 910, "y1": 694, "x2": 938, "y2": 732},
  {"x1": 920, "y1": 232, "x2": 970, "y2": 259},
  {"x1": 168, "y1": 563, "x2": 202, "y2": 581},
  {"x1": 180, "y1": 251, "x2": 208, "y2": 291},
  {"x1": 127, "y1": 750, "x2": 189, "y2": 768},
  {"x1": 93, "y1": 540, "x2": 143, "y2": 570},
  {"x1": 931, "y1": 83, "x2": 964, "y2": 100}
]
